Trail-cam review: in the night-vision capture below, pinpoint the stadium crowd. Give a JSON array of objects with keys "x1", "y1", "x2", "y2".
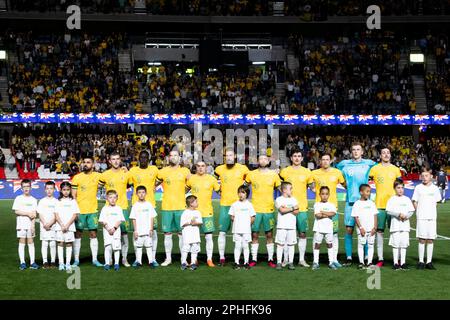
[
  {"x1": 7, "y1": 125, "x2": 450, "y2": 177},
  {"x1": 285, "y1": 32, "x2": 415, "y2": 115},
  {"x1": 4, "y1": 31, "x2": 141, "y2": 114},
  {"x1": 8, "y1": 0, "x2": 450, "y2": 16}
]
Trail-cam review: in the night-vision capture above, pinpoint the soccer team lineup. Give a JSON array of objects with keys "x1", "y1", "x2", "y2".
[{"x1": 12, "y1": 144, "x2": 446, "y2": 273}]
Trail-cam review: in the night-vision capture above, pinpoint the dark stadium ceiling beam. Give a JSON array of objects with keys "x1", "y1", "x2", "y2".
[{"x1": 1, "y1": 12, "x2": 450, "y2": 24}]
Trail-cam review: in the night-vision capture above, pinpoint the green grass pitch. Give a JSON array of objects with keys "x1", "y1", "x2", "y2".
[{"x1": 1, "y1": 199, "x2": 450, "y2": 300}]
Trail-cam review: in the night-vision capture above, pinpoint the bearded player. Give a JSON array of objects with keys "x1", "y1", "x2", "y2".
[
  {"x1": 157, "y1": 149, "x2": 191, "y2": 266},
  {"x1": 369, "y1": 147, "x2": 401, "y2": 267},
  {"x1": 129, "y1": 150, "x2": 160, "y2": 267},
  {"x1": 246, "y1": 154, "x2": 281, "y2": 267},
  {"x1": 214, "y1": 148, "x2": 249, "y2": 266},
  {"x1": 336, "y1": 142, "x2": 376, "y2": 266},
  {"x1": 71, "y1": 156, "x2": 103, "y2": 267},
  {"x1": 186, "y1": 161, "x2": 220, "y2": 267}
]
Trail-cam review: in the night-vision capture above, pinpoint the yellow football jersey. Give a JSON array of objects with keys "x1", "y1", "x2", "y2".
[
  {"x1": 129, "y1": 166, "x2": 159, "y2": 206},
  {"x1": 99, "y1": 169, "x2": 132, "y2": 210},
  {"x1": 186, "y1": 174, "x2": 220, "y2": 217},
  {"x1": 311, "y1": 168, "x2": 345, "y2": 208},
  {"x1": 71, "y1": 171, "x2": 102, "y2": 214},
  {"x1": 157, "y1": 166, "x2": 191, "y2": 211},
  {"x1": 369, "y1": 164, "x2": 402, "y2": 209},
  {"x1": 280, "y1": 166, "x2": 313, "y2": 212},
  {"x1": 245, "y1": 169, "x2": 281, "y2": 213},
  {"x1": 215, "y1": 163, "x2": 249, "y2": 206}
]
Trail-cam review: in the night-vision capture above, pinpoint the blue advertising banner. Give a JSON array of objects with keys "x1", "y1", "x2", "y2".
[{"x1": 1, "y1": 113, "x2": 449, "y2": 125}]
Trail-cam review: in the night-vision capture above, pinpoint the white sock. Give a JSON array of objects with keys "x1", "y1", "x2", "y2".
[
  {"x1": 333, "y1": 233, "x2": 339, "y2": 262},
  {"x1": 376, "y1": 232, "x2": 384, "y2": 261},
  {"x1": 367, "y1": 244, "x2": 374, "y2": 264},
  {"x1": 276, "y1": 245, "x2": 284, "y2": 264},
  {"x1": 234, "y1": 241, "x2": 242, "y2": 264},
  {"x1": 283, "y1": 245, "x2": 289, "y2": 263},
  {"x1": 327, "y1": 247, "x2": 334, "y2": 264},
  {"x1": 90, "y1": 238, "x2": 99, "y2": 262},
  {"x1": 152, "y1": 232, "x2": 158, "y2": 261},
  {"x1": 288, "y1": 245, "x2": 295, "y2": 264},
  {"x1": 243, "y1": 241, "x2": 250, "y2": 264},
  {"x1": 114, "y1": 250, "x2": 120, "y2": 265},
  {"x1": 164, "y1": 234, "x2": 173, "y2": 261},
  {"x1": 313, "y1": 248, "x2": 319, "y2": 264},
  {"x1": 358, "y1": 243, "x2": 364, "y2": 264},
  {"x1": 41, "y1": 240, "x2": 49, "y2": 263},
  {"x1": 73, "y1": 238, "x2": 81, "y2": 261},
  {"x1": 28, "y1": 243, "x2": 35, "y2": 264},
  {"x1": 400, "y1": 248, "x2": 406, "y2": 265},
  {"x1": 178, "y1": 234, "x2": 183, "y2": 255},
  {"x1": 418, "y1": 242, "x2": 425, "y2": 263},
  {"x1": 181, "y1": 245, "x2": 188, "y2": 264},
  {"x1": 105, "y1": 245, "x2": 112, "y2": 265},
  {"x1": 205, "y1": 234, "x2": 214, "y2": 260},
  {"x1": 50, "y1": 241, "x2": 56, "y2": 263},
  {"x1": 251, "y1": 243, "x2": 259, "y2": 261},
  {"x1": 136, "y1": 246, "x2": 143, "y2": 264},
  {"x1": 121, "y1": 234, "x2": 129, "y2": 261},
  {"x1": 66, "y1": 246, "x2": 72, "y2": 266},
  {"x1": 426, "y1": 243, "x2": 434, "y2": 263},
  {"x1": 218, "y1": 232, "x2": 226, "y2": 260},
  {"x1": 191, "y1": 251, "x2": 198, "y2": 265},
  {"x1": 298, "y1": 238, "x2": 307, "y2": 262},
  {"x1": 58, "y1": 245, "x2": 64, "y2": 265},
  {"x1": 146, "y1": 247, "x2": 153, "y2": 264},
  {"x1": 18, "y1": 243, "x2": 26, "y2": 264},
  {"x1": 266, "y1": 243, "x2": 274, "y2": 261},
  {"x1": 392, "y1": 248, "x2": 399, "y2": 265}
]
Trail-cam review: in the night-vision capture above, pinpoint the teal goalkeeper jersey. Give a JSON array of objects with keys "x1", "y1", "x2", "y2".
[{"x1": 336, "y1": 159, "x2": 376, "y2": 203}]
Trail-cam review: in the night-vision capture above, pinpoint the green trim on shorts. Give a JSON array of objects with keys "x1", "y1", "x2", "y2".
[
  {"x1": 161, "y1": 210, "x2": 184, "y2": 233},
  {"x1": 252, "y1": 212, "x2": 275, "y2": 233},
  {"x1": 120, "y1": 209, "x2": 131, "y2": 233},
  {"x1": 332, "y1": 212, "x2": 339, "y2": 234},
  {"x1": 201, "y1": 216, "x2": 216, "y2": 233},
  {"x1": 218, "y1": 206, "x2": 232, "y2": 232},
  {"x1": 75, "y1": 213, "x2": 99, "y2": 231},
  {"x1": 296, "y1": 211, "x2": 309, "y2": 233},
  {"x1": 377, "y1": 209, "x2": 389, "y2": 231}
]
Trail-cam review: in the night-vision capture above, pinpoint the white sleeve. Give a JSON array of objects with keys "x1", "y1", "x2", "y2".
[
  {"x1": 249, "y1": 203, "x2": 256, "y2": 217},
  {"x1": 12, "y1": 197, "x2": 20, "y2": 211},
  {"x1": 37, "y1": 200, "x2": 44, "y2": 214},
  {"x1": 71, "y1": 200, "x2": 80, "y2": 214},
  {"x1": 330, "y1": 204, "x2": 337, "y2": 213},
  {"x1": 291, "y1": 197, "x2": 299, "y2": 208},
  {"x1": 197, "y1": 212, "x2": 203, "y2": 224},
  {"x1": 411, "y1": 187, "x2": 419, "y2": 202},
  {"x1": 98, "y1": 208, "x2": 106, "y2": 223},
  {"x1": 31, "y1": 198, "x2": 38, "y2": 211},
  {"x1": 228, "y1": 204, "x2": 235, "y2": 216},
  {"x1": 372, "y1": 202, "x2": 378, "y2": 215},
  {"x1": 434, "y1": 187, "x2": 442, "y2": 203},
  {"x1": 313, "y1": 203, "x2": 320, "y2": 214},
  {"x1": 129, "y1": 206, "x2": 136, "y2": 219},
  {"x1": 275, "y1": 197, "x2": 282, "y2": 209},
  {"x1": 180, "y1": 212, "x2": 188, "y2": 227},
  {"x1": 118, "y1": 209, "x2": 126, "y2": 222},
  {"x1": 151, "y1": 206, "x2": 157, "y2": 218},
  {"x1": 350, "y1": 202, "x2": 359, "y2": 217}
]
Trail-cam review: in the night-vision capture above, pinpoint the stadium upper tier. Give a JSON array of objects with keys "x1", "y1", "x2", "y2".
[
  {"x1": 1, "y1": 31, "x2": 448, "y2": 115},
  {"x1": 6, "y1": 0, "x2": 450, "y2": 16}
]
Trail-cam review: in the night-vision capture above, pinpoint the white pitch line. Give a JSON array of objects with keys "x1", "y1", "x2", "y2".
[{"x1": 410, "y1": 227, "x2": 450, "y2": 240}]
